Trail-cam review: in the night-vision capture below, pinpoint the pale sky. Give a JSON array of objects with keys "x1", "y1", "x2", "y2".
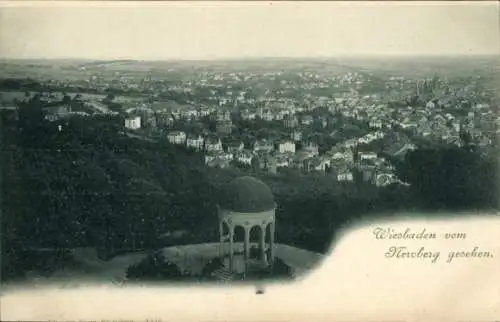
[{"x1": 0, "y1": 1, "x2": 499, "y2": 60}]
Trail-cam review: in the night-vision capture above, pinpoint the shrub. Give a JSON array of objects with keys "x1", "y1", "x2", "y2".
[
  {"x1": 126, "y1": 252, "x2": 182, "y2": 281},
  {"x1": 271, "y1": 257, "x2": 293, "y2": 278},
  {"x1": 201, "y1": 257, "x2": 224, "y2": 277}
]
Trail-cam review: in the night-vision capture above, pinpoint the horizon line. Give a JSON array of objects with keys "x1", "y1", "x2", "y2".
[{"x1": 1, "y1": 53, "x2": 498, "y2": 62}]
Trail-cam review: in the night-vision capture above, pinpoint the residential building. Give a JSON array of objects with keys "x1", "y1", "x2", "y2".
[
  {"x1": 186, "y1": 135, "x2": 205, "y2": 151},
  {"x1": 284, "y1": 115, "x2": 299, "y2": 129},
  {"x1": 309, "y1": 157, "x2": 330, "y2": 174},
  {"x1": 329, "y1": 148, "x2": 354, "y2": 165},
  {"x1": 135, "y1": 107, "x2": 157, "y2": 128},
  {"x1": 337, "y1": 167, "x2": 354, "y2": 182},
  {"x1": 375, "y1": 173, "x2": 397, "y2": 187},
  {"x1": 167, "y1": 131, "x2": 186, "y2": 145},
  {"x1": 197, "y1": 107, "x2": 211, "y2": 117},
  {"x1": 369, "y1": 119, "x2": 383, "y2": 129},
  {"x1": 361, "y1": 168, "x2": 377, "y2": 183},
  {"x1": 278, "y1": 141, "x2": 296, "y2": 154},
  {"x1": 125, "y1": 116, "x2": 141, "y2": 130},
  {"x1": 291, "y1": 130, "x2": 303, "y2": 142},
  {"x1": 225, "y1": 140, "x2": 245, "y2": 154},
  {"x1": 301, "y1": 115, "x2": 314, "y2": 125},
  {"x1": 235, "y1": 150, "x2": 253, "y2": 165},
  {"x1": 44, "y1": 105, "x2": 71, "y2": 121},
  {"x1": 267, "y1": 156, "x2": 277, "y2": 174},
  {"x1": 205, "y1": 136, "x2": 224, "y2": 152},
  {"x1": 302, "y1": 141, "x2": 319, "y2": 157},
  {"x1": 342, "y1": 138, "x2": 358, "y2": 149},
  {"x1": 241, "y1": 110, "x2": 257, "y2": 120},
  {"x1": 258, "y1": 108, "x2": 274, "y2": 121},
  {"x1": 359, "y1": 152, "x2": 378, "y2": 161},
  {"x1": 254, "y1": 139, "x2": 275, "y2": 153},
  {"x1": 216, "y1": 119, "x2": 232, "y2": 135},
  {"x1": 156, "y1": 112, "x2": 175, "y2": 128},
  {"x1": 206, "y1": 158, "x2": 230, "y2": 169},
  {"x1": 86, "y1": 101, "x2": 113, "y2": 114},
  {"x1": 292, "y1": 151, "x2": 311, "y2": 170},
  {"x1": 275, "y1": 154, "x2": 291, "y2": 168}
]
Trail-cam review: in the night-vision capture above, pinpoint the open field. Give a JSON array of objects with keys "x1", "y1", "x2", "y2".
[{"x1": 0, "y1": 90, "x2": 147, "y2": 105}]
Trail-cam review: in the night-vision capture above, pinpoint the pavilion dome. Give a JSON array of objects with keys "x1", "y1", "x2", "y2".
[{"x1": 218, "y1": 176, "x2": 275, "y2": 213}]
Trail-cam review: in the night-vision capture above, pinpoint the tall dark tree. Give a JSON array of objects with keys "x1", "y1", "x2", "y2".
[
  {"x1": 251, "y1": 157, "x2": 260, "y2": 173},
  {"x1": 394, "y1": 146, "x2": 498, "y2": 209}
]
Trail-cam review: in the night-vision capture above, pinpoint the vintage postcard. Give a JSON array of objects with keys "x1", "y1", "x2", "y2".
[{"x1": 0, "y1": 1, "x2": 499, "y2": 321}]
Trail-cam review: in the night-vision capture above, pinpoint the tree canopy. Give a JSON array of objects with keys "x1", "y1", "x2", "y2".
[
  {"x1": 1, "y1": 96, "x2": 218, "y2": 280},
  {"x1": 394, "y1": 146, "x2": 498, "y2": 209}
]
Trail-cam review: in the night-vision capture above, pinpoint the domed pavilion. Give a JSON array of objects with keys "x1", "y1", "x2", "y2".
[
  {"x1": 120, "y1": 175, "x2": 323, "y2": 284},
  {"x1": 217, "y1": 176, "x2": 276, "y2": 277}
]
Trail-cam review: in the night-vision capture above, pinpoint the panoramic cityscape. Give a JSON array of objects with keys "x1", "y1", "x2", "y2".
[
  {"x1": 2, "y1": 56, "x2": 498, "y2": 285},
  {"x1": 1, "y1": 2, "x2": 499, "y2": 287}
]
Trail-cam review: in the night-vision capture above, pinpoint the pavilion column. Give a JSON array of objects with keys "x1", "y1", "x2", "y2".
[
  {"x1": 260, "y1": 224, "x2": 267, "y2": 266},
  {"x1": 270, "y1": 221, "x2": 275, "y2": 265},
  {"x1": 229, "y1": 225, "x2": 234, "y2": 272},
  {"x1": 244, "y1": 226, "x2": 250, "y2": 275},
  {"x1": 219, "y1": 221, "x2": 224, "y2": 258}
]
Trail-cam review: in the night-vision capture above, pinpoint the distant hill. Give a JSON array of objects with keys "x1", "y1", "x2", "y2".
[
  {"x1": 77, "y1": 59, "x2": 140, "y2": 69},
  {"x1": 2, "y1": 55, "x2": 498, "y2": 76}
]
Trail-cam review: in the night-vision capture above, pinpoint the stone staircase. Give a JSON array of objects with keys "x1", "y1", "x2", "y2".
[{"x1": 211, "y1": 267, "x2": 235, "y2": 283}]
